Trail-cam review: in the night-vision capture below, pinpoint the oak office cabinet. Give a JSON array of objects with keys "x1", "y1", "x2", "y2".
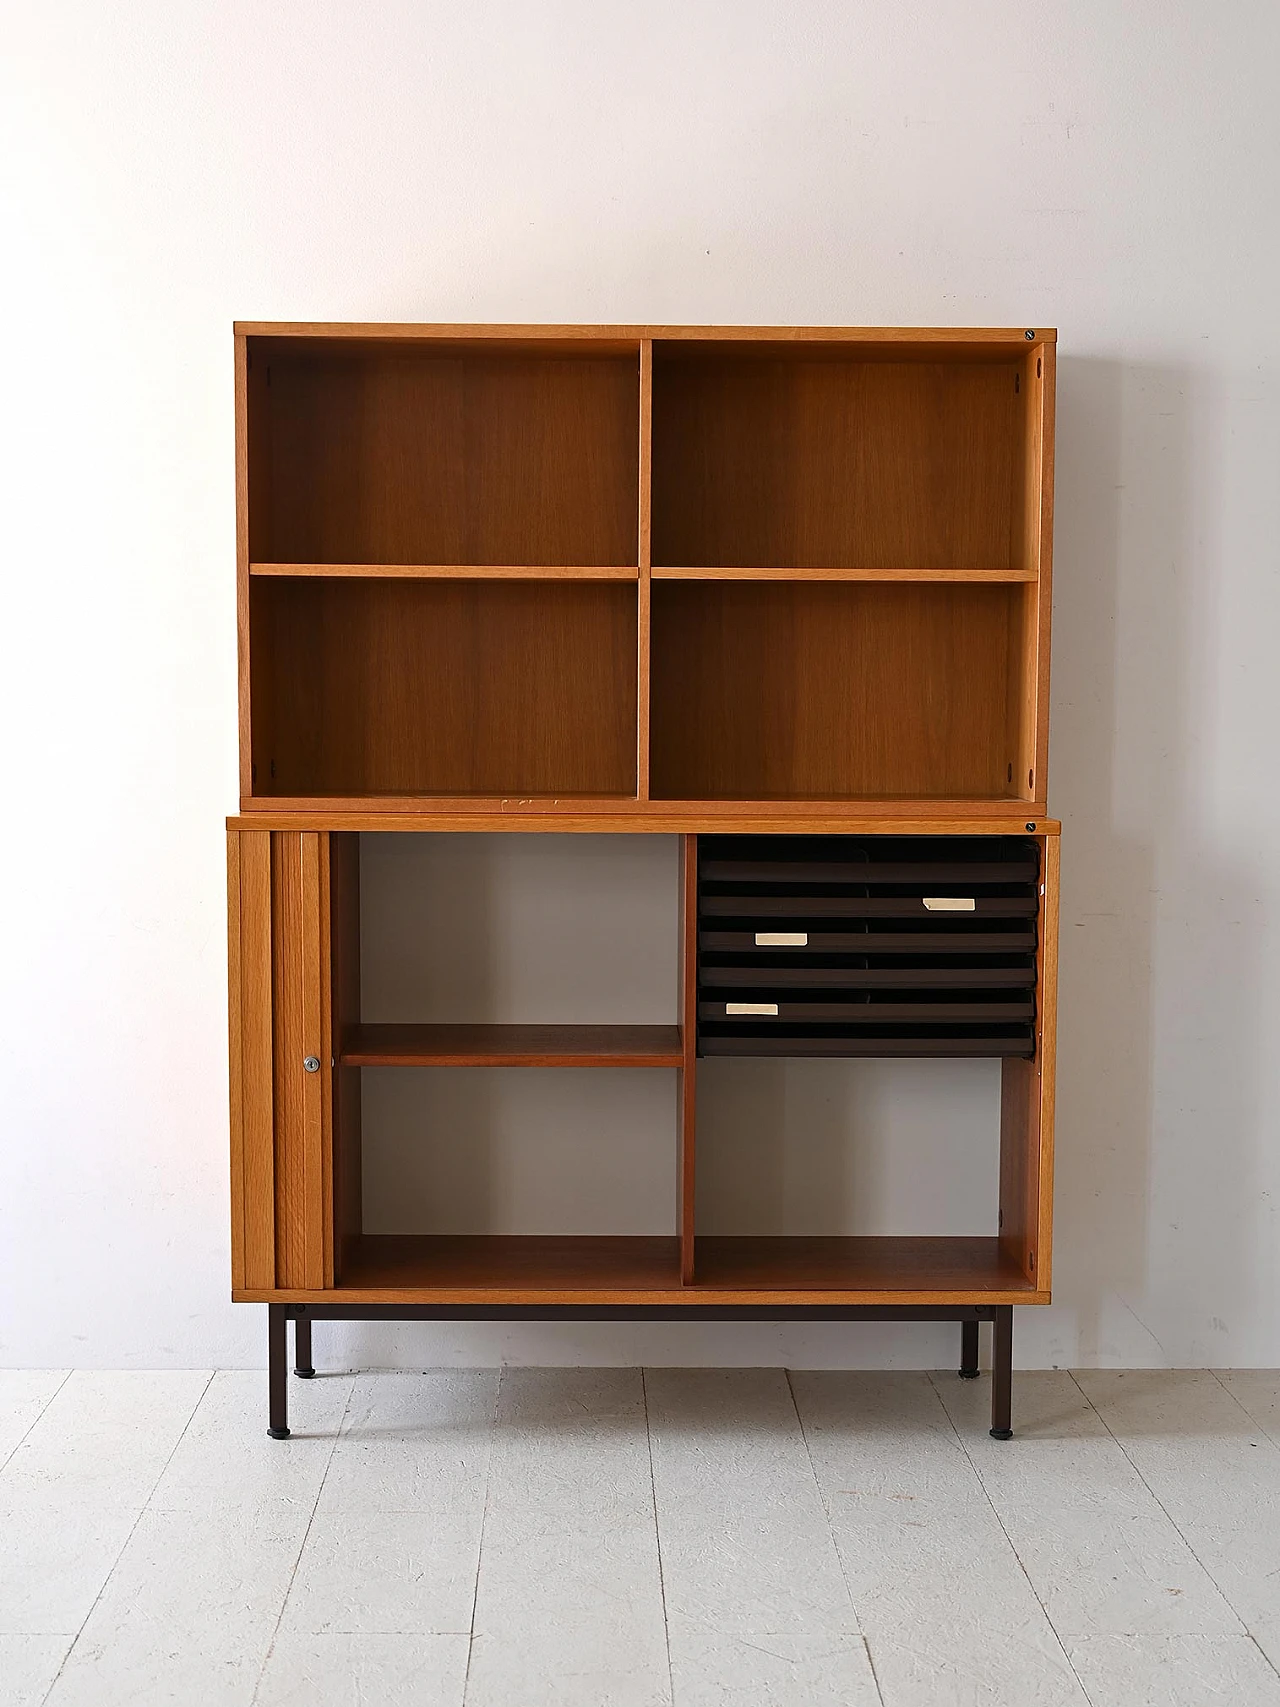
[{"x1": 229, "y1": 323, "x2": 1058, "y2": 1439}]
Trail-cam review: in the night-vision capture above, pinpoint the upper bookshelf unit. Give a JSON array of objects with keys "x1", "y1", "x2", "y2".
[{"x1": 235, "y1": 324, "x2": 1055, "y2": 815}]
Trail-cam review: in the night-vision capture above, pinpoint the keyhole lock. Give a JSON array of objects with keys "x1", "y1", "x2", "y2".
[{"x1": 303, "y1": 1056, "x2": 320, "y2": 1074}]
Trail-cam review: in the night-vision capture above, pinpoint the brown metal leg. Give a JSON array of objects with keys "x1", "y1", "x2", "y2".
[
  {"x1": 268, "y1": 1305, "x2": 290, "y2": 1439},
  {"x1": 959, "y1": 1317, "x2": 980, "y2": 1379},
  {"x1": 990, "y1": 1306, "x2": 1013, "y2": 1439},
  {"x1": 294, "y1": 1311, "x2": 315, "y2": 1378}
]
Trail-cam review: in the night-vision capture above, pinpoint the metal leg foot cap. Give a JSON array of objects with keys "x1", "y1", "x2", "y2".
[
  {"x1": 267, "y1": 1426, "x2": 291, "y2": 1440},
  {"x1": 989, "y1": 1427, "x2": 1013, "y2": 1440},
  {"x1": 294, "y1": 1368, "x2": 316, "y2": 1379},
  {"x1": 958, "y1": 1368, "x2": 980, "y2": 1380}
]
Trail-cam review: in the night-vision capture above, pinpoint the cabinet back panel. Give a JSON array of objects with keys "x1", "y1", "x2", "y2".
[
  {"x1": 251, "y1": 579, "x2": 638, "y2": 796},
  {"x1": 650, "y1": 581, "x2": 1015, "y2": 799},
  {"x1": 256, "y1": 347, "x2": 640, "y2": 565},
  {"x1": 652, "y1": 355, "x2": 1022, "y2": 569}
]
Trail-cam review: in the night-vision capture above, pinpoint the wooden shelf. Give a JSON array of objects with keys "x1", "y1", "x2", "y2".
[
  {"x1": 340, "y1": 1234, "x2": 683, "y2": 1298},
  {"x1": 694, "y1": 1236, "x2": 1039, "y2": 1298},
  {"x1": 652, "y1": 566, "x2": 1037, "y2": 583},
  {"x1": 339, "y1": 1022, "x2": 684, "y2": 1068},
  {"x1": 227, "y1": 326, "x2": 1058, "y2": 1369},
  {"x1": 250, "y1": 563, "x2": 639, "y2": 580},
  {"x1": 238, "y1": 1233, "x2": 1044, "y2": 1305}
]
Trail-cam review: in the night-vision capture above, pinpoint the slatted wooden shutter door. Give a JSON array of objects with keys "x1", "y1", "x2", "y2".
[{"x1": 228, "y1": 830, "x2": 333, "y2": 1294}]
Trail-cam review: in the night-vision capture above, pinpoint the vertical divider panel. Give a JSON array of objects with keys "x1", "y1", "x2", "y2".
[
  {"x1": 270, "y1": 831, "x2": 331, "y2": 1290},
  {"x1": 999, "y1": 831, "x2": 1058, "y2": 1288},
  {"x1": 678, "y1": 833, "x2": 698, "y2": 1283},
  {"x1": 330, "y1": 832, "x2": 363, "y2": 1278},
  {"x1": 233, "y1": 830, "x2": 276, "y2": 1290},
  {"x1": 637, "y1": 340, "x2": 653, "y2": 799}
]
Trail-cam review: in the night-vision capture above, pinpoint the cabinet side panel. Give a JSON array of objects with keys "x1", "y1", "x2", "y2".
[
  {"x1": 1033, "y1": 344, "x2": 1056, "y2": 799},
  {"x1": 238, "y1": 830, "x2": 276, "y2": 1289},
  {"x1": 238, "y1": 338, "x2": 275, "y2": 797},
  {"x1": 1006, "y1": 344, "x2": 1054, "y2": 803},
  {"x1": 999, "y1": 833, "x2": 1057, "y2": 1287}
]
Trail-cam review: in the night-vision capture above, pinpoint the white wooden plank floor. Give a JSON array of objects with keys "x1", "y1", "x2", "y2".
[{"x1": 2, "y1": 1367, "x2": 1279, "y2": 1706}]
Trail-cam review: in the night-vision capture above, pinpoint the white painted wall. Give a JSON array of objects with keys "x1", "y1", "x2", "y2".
[{"x1": 2, "y1": 1, "x2": 1277, "y2": 1369}]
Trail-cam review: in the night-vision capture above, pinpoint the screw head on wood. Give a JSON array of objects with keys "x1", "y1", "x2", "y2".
[
  {"x1": 303, "y1": 1056, "x2": 320, "y2": 1073},
  {"x1": 1025, "y1": 822, "x2": 1036, "y2": 831},
  {"x1": 1024, "y1": 329, "x2": 1035, "y2": 339}
]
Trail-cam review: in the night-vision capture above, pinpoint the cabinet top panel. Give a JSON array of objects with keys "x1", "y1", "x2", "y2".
[{"x1": 236, "y1": 321, "x2": 1057, "y2": 353}]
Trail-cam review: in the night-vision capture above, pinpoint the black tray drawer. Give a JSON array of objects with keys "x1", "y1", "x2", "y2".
[{"x1": 696, "y1": 834, "x2": 1040, "y2": 1060}]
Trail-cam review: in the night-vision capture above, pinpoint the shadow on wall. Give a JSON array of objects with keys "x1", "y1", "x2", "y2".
[
  {"x1": 1050, "y1": 355, "x2": 1263, "y2": 1365},
  {"x1": 316, "y1": 358, "x2": 1267, "y2": 1372}
]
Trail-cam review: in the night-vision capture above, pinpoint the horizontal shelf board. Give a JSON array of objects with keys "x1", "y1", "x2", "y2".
[
  {"x1": 343, "y1": 1235, "x2": 682, "y2": 1294},
  {"x1": 698, "y1": 1034, "x2": 1034, "y2": 1058},
  {"x1": 340, "y1": 1022, "x2": 683, "y2": 1068},
  {"x1": 263, "y1": 1234, "x2": 1044, "y2": 1306},
  {"x1": 250, "y1": 562, "x2": 639, "y2": 580},
  {"x1": 694, "y1": 1237, "x2": 1037, "y2": 1295},
  {"x1": 652, "y1": 565, "x2": 1037, "y2": 582},
  {"x1": 230, "y1": 807, "x2": 1058, "y2": 835},
  {"x1": 239, "y1": 322, "x2": 1056, "y2": 350}
]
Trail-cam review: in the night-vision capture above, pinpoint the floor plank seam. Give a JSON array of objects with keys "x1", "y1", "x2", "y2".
[
  {"x1": 782, "y1": 1367, "x2": 885, "y2": 1707},
  {"x1": 1210, "y1": 1368, "x2": 1280, "y2": 1452},
  {"x1": 1067, "y1": 1370, "x2": 1280, "y2": 1685},
  {"x1": 640, "y1": 1367, "x2": 676, "y2": 1707},
  {"x1": 248, "y1": 1372, "x2": 353, "y2": 1707},
  {"x1": 459, "y1": 1364, "x2": 502, "y2": 1706},
  {"x1": 1206, "y1": 1368, "x2": 1280, "y2": 1681},
  {"x1": 0, "y1": 1372, "x2": 72, "y2": 1480},
  {"x1": 926, "y1": 1369, "x2": 1099, "y2": 1707},
  {"x1": 38, "y1": 1371, "x2": 215, "y2": 1707}
]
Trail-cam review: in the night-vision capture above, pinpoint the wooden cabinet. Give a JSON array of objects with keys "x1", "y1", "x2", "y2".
[{"x1": 228, "y1": 323, "x2": 1059, "y2": 1439}]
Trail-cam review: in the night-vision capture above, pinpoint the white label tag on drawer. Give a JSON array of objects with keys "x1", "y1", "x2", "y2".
[
  {"x1": 726, "y1": 1002, "x2": 779, "y2": 1016},
  {"x1": 923, "y1": 897, "x2": 976, "y2": 911},
  {"x1": 754, "y1": 930, "x2": 808, "y2": 946}
]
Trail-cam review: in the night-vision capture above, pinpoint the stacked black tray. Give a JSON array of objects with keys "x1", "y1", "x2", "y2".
[{"x1": 697, "y1": 835, "x2": 1039, "y2": 1059}]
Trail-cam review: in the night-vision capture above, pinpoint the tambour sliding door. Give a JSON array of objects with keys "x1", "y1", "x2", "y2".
[{"x1": 227, "y1": 830, "x2": 333, "y2": 1294}]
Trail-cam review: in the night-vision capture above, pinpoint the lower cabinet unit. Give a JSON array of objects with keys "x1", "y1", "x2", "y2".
[{"x1": 227, "y1": 824, "x2": 1059, "y2": 1443}]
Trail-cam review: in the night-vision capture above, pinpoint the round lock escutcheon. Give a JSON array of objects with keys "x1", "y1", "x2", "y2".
[{"x1": 303, "y1": 1056, "x2": 321, "y2": 1074}]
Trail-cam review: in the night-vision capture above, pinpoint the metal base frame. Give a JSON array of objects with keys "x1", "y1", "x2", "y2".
[{"x1": 266, "y1": 1302, "x2": 1016, "y2": 1441}]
